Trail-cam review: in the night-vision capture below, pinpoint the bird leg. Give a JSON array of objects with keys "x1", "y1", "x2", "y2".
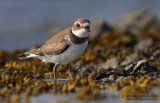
[
  {"x1": 69, "y1": 63, "x2": 72, "y2": 73},
  {"x1": 53, "y1": 64, "x2": 58, "y2": 82},
  {"x1": 53, "y1": 64, "x2": 58, "y2": 93}
]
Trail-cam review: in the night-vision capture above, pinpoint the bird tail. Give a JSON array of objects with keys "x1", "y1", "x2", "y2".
[
  {"x1": 18, "y1": 54, "x2": 29, "y2": 60},
  {"x1": 18, "y1": 49, "x2": 38, "y2": 60}
]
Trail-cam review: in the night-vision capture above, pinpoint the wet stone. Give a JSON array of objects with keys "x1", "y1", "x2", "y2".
[
  {"x1": 120, "y1": 53, "x2": 138, "y2": 67},
  {"x1": 124, "y1": 64, "x2": 134, "y2": 73},
  {"x1": 150, "y1": 49, "x2": 160, "y2": 60},
  {"x1": 124, "y1": 59, "x2": 154, "y2": 74},
  {"x1": 100, "y1": 58, "x2": 119, "y2": 70},
  {"x1": 133, "y1": 59, "x2": 154, "y2": 73}
]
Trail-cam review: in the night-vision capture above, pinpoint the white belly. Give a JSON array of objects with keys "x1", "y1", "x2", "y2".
[{"x1": 39, "y1": 41, "x2": 88, "y2": 64}]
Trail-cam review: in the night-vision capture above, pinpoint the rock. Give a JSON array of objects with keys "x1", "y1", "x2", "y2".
[
  {"x1": 90, "y1": 19, "x2": 112, "y2": 41},
  {"x1": 108, "y1": 74, "x2": 116, "y2": 81},
  {"x1": 95, "y1": 72, "x2": 108, "y2": 80},
  {"x1": 134, "y1": 38, "x2": 153, "y2": 51},
  {"x1": 116, "y1": 76, "x2": 125, "y2": 83},
  {"x1": 121, "y1": 53, "x2": 138, "y2": 66},
  {"x1": 150, "y1": 50, "x2": 160, "y2": 60},
  {"x1": 100, "y1": 58, "x2": 119, "y2": 70},
  {"x1": 133, "y1": 60, "x2": 153, "y2": 73},
  {"x1": 112, "y1": 10, "x2": 160, "y2": 39},
  {"x1": 124, "y1": 64, "x2": 134, "y2": 73},
  {"x1": 124, "y1": 59, "x2": 154, "y2": 74},
  {"x1": 95, "y1": 72, "x2": 119, "y2": 82}
]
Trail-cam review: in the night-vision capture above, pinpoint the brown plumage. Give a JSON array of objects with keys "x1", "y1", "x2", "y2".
[
  {"x1": 18, "y1": 27, "x2": 89, "y2": 59},
  {"x1": 36, "y1": 28, "x2": 70, "y2": 56}
]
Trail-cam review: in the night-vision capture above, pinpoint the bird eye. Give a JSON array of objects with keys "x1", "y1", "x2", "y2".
[{"x1": 76, "y1": 23, "x2": 80, "y2": 27}]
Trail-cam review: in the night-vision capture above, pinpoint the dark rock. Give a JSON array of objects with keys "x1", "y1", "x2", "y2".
[
  {"x1": 90, "y1": 19, "x2": 112, "y2": 41},
  {"x1": 95, "y1": 72, "x2": 108, "y2": 80}
]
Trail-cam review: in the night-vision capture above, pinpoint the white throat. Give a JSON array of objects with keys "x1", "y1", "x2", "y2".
[{"x1": 72, "y1": 27, "x2": 89, "y2": 38}]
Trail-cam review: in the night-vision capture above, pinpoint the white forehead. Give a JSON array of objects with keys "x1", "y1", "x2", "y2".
[
  {"x1": 74, "y1": 22, "x2": 90, "y2": 27},
  {"x1": 81, "y1": 22, "x2": 90, "y2": 27}
]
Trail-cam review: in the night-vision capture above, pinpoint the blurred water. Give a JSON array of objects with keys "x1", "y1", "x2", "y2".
[
  {"x1": 26, "y1": 89, "x2": 160, "y2": 103},
  {"x1": 0, "y1": 0, "x2": 160, "y2": 51}
]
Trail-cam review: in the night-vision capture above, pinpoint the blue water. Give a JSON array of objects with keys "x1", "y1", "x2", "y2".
[{"x1": 0, "y1": 0, "x2": 160, "y2": 51}]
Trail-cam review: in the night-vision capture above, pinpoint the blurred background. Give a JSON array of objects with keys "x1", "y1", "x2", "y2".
[{"x1": 1, "y1": 0, "x2": 160, "y2": 51}]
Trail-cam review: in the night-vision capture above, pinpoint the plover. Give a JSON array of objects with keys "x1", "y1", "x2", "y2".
[{"x1": 18, "y1": 18, "x2": 91, "y2": 83}]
